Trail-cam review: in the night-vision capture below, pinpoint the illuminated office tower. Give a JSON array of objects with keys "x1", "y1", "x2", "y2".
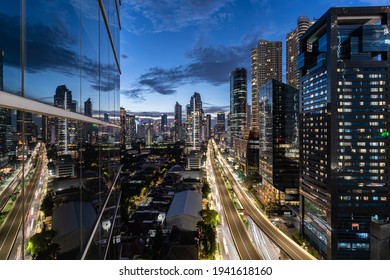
[
  {"x1": 251, "y1": 40, "x2": 282, "y2": 132},
  {"x1": 229, "y1": 68, "x2": 247, "y2": 148},
  {"x1": 54, "y1": 85, "x2": 77, "y2": 155},
  {"x1": 161, "y1": 114, "x2": 168, "y2": 133},
  {"x1": 298, "y1": 7, "x2": 390, "y2": 259},
  {"x1": 258, "y1": 80, "x2": 299, "y2": 206},
  {"x1": 286, "y1": 16, "x2": 313, "y2": 88},
  {"x1": 215, "y1": 112, "x2": 226, "y2": 141},
  {"x1": 186, "y1": 92, "x2": 204, "y2": 150}
]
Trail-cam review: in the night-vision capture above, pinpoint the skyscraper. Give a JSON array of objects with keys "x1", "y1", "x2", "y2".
[
  {"x1": 251, "y1": 40, "x2": 282, "y2": 132},
  {"x1": 120, "y1": 107, "x2": 126, "y2": 146},
  {"x1": 161, "y1": 114, "x2": 168, "y2": 133},
  {"x1": 298, "y1": 6, "x2": 390, "y2": 260},
  {"x1": 54, "y1": 85, "x2": 77, "y2": 155},
  {"x1": 186, "y1": 92, "x2": 204, "y2": 150},
  {"x1": 125, "y1": 114, "x2": 136, "y2": 148},
  {"x1": 258, "y1": 80, "x2": 299, "y2": 206},
  {"x1": 205, "y1": 114, "x2": 211, "y2": 140},
  {"x1": 174, "y1": 102, "x2": 182, "y2": 143},
  {"x1": 229, "y1": 68, "x2": 247, "y2": 148},
  {"x1": 216, "y1": 112, "x2": 226, "y2": 136},
  {"x1": 85, "y1": 98, "x2": 93, "y2": 117},
  {"x1": 286, "y1": 16, "x2": 313, "y2": 89}
]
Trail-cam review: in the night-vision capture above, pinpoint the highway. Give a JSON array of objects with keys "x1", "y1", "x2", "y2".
[
  {"x1": 209, "y1": 143, "x2": 261, "y2": 260},
  {"x1": 0, "y1": 172, "x2": 21, "y2": 213},
  {"x1": 0, "y1": 146, "x2": 44, "y2": 260},
  {"x1": 213, "y1": 141, "x2": 316, "y2": 260}
]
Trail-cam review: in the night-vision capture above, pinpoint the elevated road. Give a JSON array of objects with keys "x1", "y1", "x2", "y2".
[
  {"x1": 213, "y1": 142, "x2": 316, "y2": 260},
  {"x1": 0, "y1": 149, "x2": 44, "y2": 260},
  {"x1": 209, "y1": 144, "x2": 261, "y2": 260},
  {"x1": 0, "y1": 170, "x2": 22, "y2": 213}
]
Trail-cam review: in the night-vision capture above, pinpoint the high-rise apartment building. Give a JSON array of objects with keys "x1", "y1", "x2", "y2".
[
  {"x1": 174, "y1": 102, "x2": 182, "y2": 143},
  {"x1": 258, "y1": 80, "x2": 299, "y2": 206},
  {"x1": 251, "y1": 40, "x2": 282, "y2": 132},
  {"x1": 286, "y1": 16, "x2": 313, "y2": 89},
  {"x1": 125, "y1": 114, "x2": 136, "y2": 148},
  {"x1": 229, "y1": 68, "x2": 247, "y2": 148},
  {"x1": 298, "y1": 6, "x2": 390, "y2": 259}
]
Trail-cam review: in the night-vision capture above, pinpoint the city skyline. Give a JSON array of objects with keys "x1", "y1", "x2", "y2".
[
  {"x1": 120, "y1": 0, "x2": 387, "y2": 115},
  {"x1": 0, "y1": 0, "x2": 389, "y2": 262},
  {"x1": 1, "y1": 1, "x2": 386, "y2": 118}
]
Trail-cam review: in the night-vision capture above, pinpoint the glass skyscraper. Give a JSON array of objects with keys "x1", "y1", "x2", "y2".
[
  {"x1": 251, "y1": 40, "x2": 282, "y2": 133},
  {"x1": 258, "y1": 80, "x2": 299, "y2": 206},
  {"x1": 298, "y1": 6, "x2": 390, "y2": 259},
  {"x1": 229, "y1": 68, "x2": 247, "y2": 148},
  {"x1": 0, "y1": 0, "x2": 121, "y2": 260}
]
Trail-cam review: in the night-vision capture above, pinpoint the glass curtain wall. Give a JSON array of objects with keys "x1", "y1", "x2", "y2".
[{"x1": 0, "y1": 0, "x2": 121, "y2": 260}]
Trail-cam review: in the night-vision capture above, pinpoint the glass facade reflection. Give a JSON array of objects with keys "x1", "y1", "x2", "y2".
[
  {"x1": 258, "y1": 80, "x2": 299, "y2": 206},
  {"x1": 229, "y1": 68, "x2": 247, "y2": 148},
  {"x1": 299, "y1": 7, "x2": 390, "y2": 260},
  {"x1": 0, "y1": 0, "x2": 121, "y2": 260}
]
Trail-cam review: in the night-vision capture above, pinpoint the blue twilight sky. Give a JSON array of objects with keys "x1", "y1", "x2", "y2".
[{"x1": 119, "y1": 0, "x2": 389, "y2": 117}]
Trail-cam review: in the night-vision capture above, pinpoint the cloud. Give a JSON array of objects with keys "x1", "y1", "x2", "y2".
[
  {"x1": 0, "y1": 12, "x2": 116, "y2": 94},
  {"x1": 130, "y1": 32, "x2": 258, "y2": 96},
  {"x1": 323, "y1": 0, "x2": 389, "y2": 6},
  {"x1": 121, "y1": 88, "x2": 146, "y2": 102},
  {"x1": 138, "y1": 66, "x2": 189, "y2": 95},
  {"x1": 203, "y1": 105, "x2": 230, "y2": 114},
  {"x1": 122, "y1": 0, "x2": 234, "y2": 33}
]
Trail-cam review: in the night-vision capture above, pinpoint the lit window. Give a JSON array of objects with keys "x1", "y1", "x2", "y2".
[{"x1": 352, "y1": 223, "x2": 360, "y2": 230}]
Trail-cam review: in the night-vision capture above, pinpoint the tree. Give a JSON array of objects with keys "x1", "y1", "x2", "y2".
[
  {"x1": 202, "y1": 180, "x2": 211, "y2": 198},
  {"x1": 27, "y1": 230, "x2": 59, "y2": 260},
  {"x1": 196, "y1": 221, "x2": 216, "y2": 259},
  {"x1": 40, "y1": 192, "x2": 54, "y2": 217},
  {"x1": 200, "y1": 209, "x2": 220, "y2": 228}
]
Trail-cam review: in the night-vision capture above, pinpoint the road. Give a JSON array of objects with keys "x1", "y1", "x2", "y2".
[
  {"x1": 213, "y1": 141, "x2": 316, "y2": 260},
  {"x1": 209, "y1": 144, "x2": 261, "y2": 260},
  {"x1": 0, "y1": 147, "x2": 44, "y2": 260},
  {"x1": 0, "y1": 172, "x2": 21, "y2": 213}
]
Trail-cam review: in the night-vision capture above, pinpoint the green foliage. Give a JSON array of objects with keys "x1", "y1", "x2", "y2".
[
  {"x1": 201, "y1": 180, "x2": 211, "y2": 198},
  {"x1": 200, "y1": 209, "x2": 220, "y2": 228},
  {"x1": 197, "y1": 209, "x2": 219, "y2": 259},
  {"x1": 27, "y1": 230, "x2": 59, "y2": 260},
  {"x1": 196, "y1": 221, "x2": 216, "y2": 259},
  {"x1": 40, "y1": 192, "x2": 54, "y2": 217}
]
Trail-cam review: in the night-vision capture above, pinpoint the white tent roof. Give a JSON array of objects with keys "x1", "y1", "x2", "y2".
[{"x1": 167, "y1": 190, "x2": 202, "y2": 219}]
